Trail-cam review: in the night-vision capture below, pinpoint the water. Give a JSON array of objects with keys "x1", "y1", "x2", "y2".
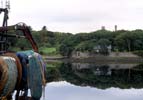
[
  {"x1": 44, "y1": 81, "x2": 143, "y2": 100},
  {"x1": 13, "y1": 62, "x2": 143, "y2": 100},
  {"x1": 44, "y1": 62, "x2": 143, "y2": 100}
]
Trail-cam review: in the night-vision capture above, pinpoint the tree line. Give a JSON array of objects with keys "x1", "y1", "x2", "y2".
[{"x1": 7, "y1": 27, "x2": 143, "y2": 57}]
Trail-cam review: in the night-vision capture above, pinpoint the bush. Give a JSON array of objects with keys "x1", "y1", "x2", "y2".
[{"x1": 133, "y1": 50, "x2": 143, "y2": 57}]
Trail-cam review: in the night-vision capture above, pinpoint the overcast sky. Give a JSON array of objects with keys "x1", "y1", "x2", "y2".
[
  {"x1": 2, "y1": 0, "x2": 143, "y2": 33},
  {"x1": 43, "y1": 81, "x2": 143, "y2": 100}
]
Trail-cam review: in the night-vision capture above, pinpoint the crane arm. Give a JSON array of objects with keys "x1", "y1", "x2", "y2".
[{"x1": 0, "y1": 23, "x2": 39, "y2": 52}]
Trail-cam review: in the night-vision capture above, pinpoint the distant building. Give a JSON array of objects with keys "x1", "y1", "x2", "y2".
[
  {"x1": 72, "y1": 51, "x2": 90, "y2": 58},
  {"x1": 72, "y1": 45, "x2": 112, "y2": 58},
  {"x1": 107, "y1": 45, "x2": 112, "y2": 53},
  {"x1": 93, "y1": 45, "x2": 112, "y2": 54},
  {"x1": 115, "y1": 25, "x2": 117, "y2": 31},
  {"x1": 101, "y1": 26, "x2": 105, "y2": 30},
  {"x1": 93, "y1": 45, "x2": 101, "y2": 53}
]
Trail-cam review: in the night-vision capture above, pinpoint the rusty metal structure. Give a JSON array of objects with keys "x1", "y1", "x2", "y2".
[
  {"x1": 0, "y1": 1, "x2": 43, "y2": 99},
  {"x1": 0, "y1": 1, "x2": 38, "y2": 53}
]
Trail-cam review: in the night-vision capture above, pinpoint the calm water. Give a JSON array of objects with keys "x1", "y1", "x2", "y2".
[
  {"x1": 43, "y1": 62, "x2": 143, "y2": 100},
  {"x1": 13, "y1": 62, "x2": 143, "y2": 100}
]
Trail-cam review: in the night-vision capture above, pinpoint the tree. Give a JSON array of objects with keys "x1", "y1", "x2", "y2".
[
  {"x1": 75, "y1": 39, "x2": 97, "y2": 51},
  {"x1": 115, "y1": 31, "x2": 131, "y2": 51},
  {"x1": 59, "y1": 44, "x2": 73, "y2": 57},
  {"x1": 42, "y1": 26, "x2": 47, "y2": 31},
  {"x1": 115, "y1": 30, "x2": 143, "y2": 51},
  {"x1": 96, "y1": 39, "x2": 111, "y2": 55}
]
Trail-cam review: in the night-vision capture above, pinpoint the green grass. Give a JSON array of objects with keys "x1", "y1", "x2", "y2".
[{"x1": 39, "y1": 47, "x2": 57, "y2": 55}]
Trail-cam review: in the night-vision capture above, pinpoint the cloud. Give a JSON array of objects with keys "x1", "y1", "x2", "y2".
[
  {"x1": 43, "y1": 81, "x2": 143, "y2": 100},
  {"x1": 7, "y1": 0, "x2": 143, "y2": 33}
]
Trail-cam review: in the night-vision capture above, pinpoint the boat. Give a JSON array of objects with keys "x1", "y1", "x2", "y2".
[{"x1": 0, "y1": 1, "x2": 46, "y2": 100}]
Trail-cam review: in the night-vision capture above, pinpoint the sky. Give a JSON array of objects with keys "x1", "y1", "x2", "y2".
[
  {"x1": 43, "y1": 81, "x2": 143, "y2": 100},
  {"x1": 1, "y1": 0, "x2": 143, "y2": 33}
]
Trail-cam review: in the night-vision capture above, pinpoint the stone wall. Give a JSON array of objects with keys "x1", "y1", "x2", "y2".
[
  {"x1": 109, "y1": 52, "x2": 138, "y2": 57},
  {"x1": 72, "y1": 51, "x2": 139, "y2": 58}
]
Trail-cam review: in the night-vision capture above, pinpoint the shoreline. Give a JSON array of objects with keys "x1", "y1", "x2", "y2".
[{"x1": 44, "y1": 56, "x2": 143, "y2": 63}]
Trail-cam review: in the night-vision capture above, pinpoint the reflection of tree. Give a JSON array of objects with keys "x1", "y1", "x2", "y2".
[
  {"x1": 45, "y1": 62, "x2": 143, "y2": 89},
  {"x1": 46, "y1": 63, "x2": 62, "y2": 82},
  {"x1": 59, "y1": 63, "x2": 143, "y2": 89}
]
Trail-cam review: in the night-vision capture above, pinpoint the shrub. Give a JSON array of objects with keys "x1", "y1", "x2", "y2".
[{"x1": 133, "y1": 50, "x2": 143, "y2": 57}]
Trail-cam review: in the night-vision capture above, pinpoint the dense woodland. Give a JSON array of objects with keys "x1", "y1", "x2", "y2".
[{"x1": 8, "y1": 26, "x2": 143, "y2": 57}]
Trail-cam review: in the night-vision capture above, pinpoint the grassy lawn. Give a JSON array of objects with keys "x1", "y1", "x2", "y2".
[{"x1": 39, "y1": 47, "x2": 58, "y2": 55}]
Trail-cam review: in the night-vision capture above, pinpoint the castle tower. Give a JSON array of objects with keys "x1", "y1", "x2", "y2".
[
  {"x1": 101, "y1": 26, "x2": 105, "y2": 30},
  {"x1": 115, "y1": 25, "x2": 117, "y2": 31}
]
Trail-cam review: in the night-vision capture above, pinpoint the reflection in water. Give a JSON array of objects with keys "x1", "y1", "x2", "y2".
[
  {"x1": 46, "y1": 62, "x2": 143, "y2": 89},
  {"x1": 44, "y1": 62, "x2": 143, "y2": 100},
  {"x1": 44, "y1": 81, "x2": 143, "y2": 100}
]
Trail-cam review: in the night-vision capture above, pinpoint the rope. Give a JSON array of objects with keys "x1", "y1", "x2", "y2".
[
  {"x1": 17, "y1": 50, "x2": 43, "y2": 100},
  {"x1": 28, "y1": 55, "x2": 42, "y2": 99},
  {"x1": 0, "y1": 56, "x2": 18, "y2": 98},
  {"x1": 16, "y1": 52, "x2": 29, "y2": 96},
  {"x1": 0, "y1": 57, "x2": 8, "y2": 95},
  {"x1": 3, "y1": 52, "x2": 22, "y2": 90},
  {"x1": 34, "y1": 52, "x2": 46, "y2": 86},
  {"x1": 34, "y1": 52, "x2": 46, "y2": 100}
]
